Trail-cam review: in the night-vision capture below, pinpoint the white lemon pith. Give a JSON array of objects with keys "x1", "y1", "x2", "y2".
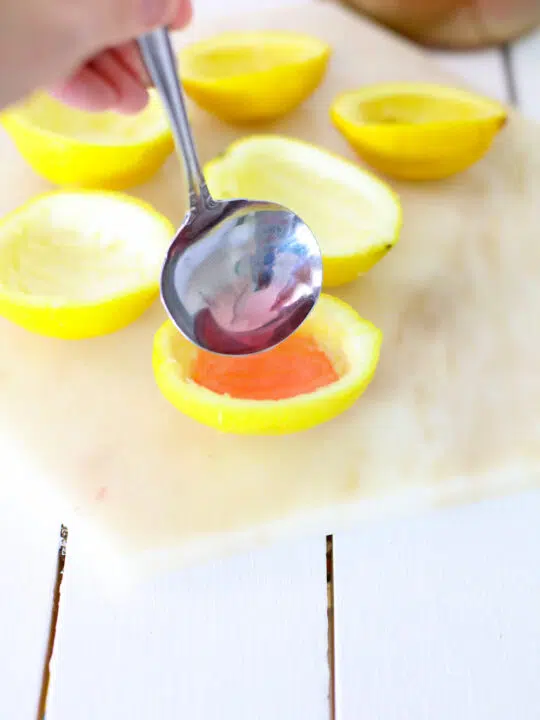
[
  {"x1": 205, "y1": 135, "x2": 402, "y2": 287},
  {"x1": 13, "y1": 91, "x2": 168, "y2": 143}
]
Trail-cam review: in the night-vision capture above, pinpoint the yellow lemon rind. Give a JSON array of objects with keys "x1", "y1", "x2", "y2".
[
  {"x1": 179, "y1": 31, "x2": 331, "y2": 123},
  {"x1": 0, "y1": 190, "x2": 175, "y2": 339},
  {"x1": 1, "y1": 97, "x2": 174, "y2": 190},
  {"x1": 323, "y1": 239, "x2": 398, "y2": 287},
  {"x1": 152, "y1": 294, "x2": 383, "y2": 435},
  {"x1": 330, "y1": 82, "x2": 508, "y2": 180},
  {"x1": 204, "y1": 134, "x2": 403, "y2": 287}
]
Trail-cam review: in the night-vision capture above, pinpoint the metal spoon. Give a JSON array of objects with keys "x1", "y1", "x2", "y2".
[{"x1": 137, "y1": 29, "x2": 322, "y2": 356}]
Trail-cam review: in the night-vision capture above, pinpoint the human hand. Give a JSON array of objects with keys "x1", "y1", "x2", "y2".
[{"x1": 0, "y1": 0, "x2": 192, "y2": 113}]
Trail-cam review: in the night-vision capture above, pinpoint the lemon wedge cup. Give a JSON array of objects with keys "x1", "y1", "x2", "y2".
[
  {"x1": 179, "y1": 31, "x2": 331, "y2": 123},
  {"x1": 204, "y1": 134, "x2": 402, "y2": 287},
  {"x1": 330, "y1": 82, "x2": 508, "y2": 180},
  {"x1": 1, "y1": 91, "x2": 173, "y2": 189},
  {"x1": 153, "y1": 294, "x2": 382, "y2": 435},
  {"x1": 0, "y1": 191, "x2": 174, "y2": 339}
]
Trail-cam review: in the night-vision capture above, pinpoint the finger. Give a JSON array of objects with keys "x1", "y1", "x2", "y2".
[
  {"x1": 50, "y1": 64, "x2": 119, "y2": 112},
  {"x1": 170, "y1": 0, "x2": 193, "y2": 29},
  {"x1": 87, "y1": 0, "x2": 191, "y2": 51},
  {"x1": 90, "y1": 48, "x2": 149, "y2": 113},
  {"x1": 113, "y1": 0, "x2": 192, "y2": 90},
  {"x1": 113, "y1": 42, "x2": 151, "y2": 88}
]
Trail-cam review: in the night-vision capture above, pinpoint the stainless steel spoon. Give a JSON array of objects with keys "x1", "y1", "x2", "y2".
[{"x1": 137, "y1": 29, "x2": 322, "y2": 356}]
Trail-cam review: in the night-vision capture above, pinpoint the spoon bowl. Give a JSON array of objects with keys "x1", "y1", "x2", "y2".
[
  {"x1": 138, "y1": 29, "x2": 322, "y2": 356},
  {"x1": 161, "y1": 198, "x2": 322, "y2": 355}
]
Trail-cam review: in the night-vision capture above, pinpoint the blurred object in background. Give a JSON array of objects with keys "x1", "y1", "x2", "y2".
[{"x1": 338, "y1": 0, "x2": 540, "y2": 49}]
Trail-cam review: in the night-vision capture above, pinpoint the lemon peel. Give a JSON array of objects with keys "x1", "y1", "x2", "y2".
[
  {"x1": 0, "y1": 191, "x2": 174, "y2": 338},
  {"x1": 152, "y1": 294, "x2": 382, "y2": 435},
  {"x1": 1, "y1": 91, "x2": 173, "y2": 189},
  {"x1": 180, "y1": 31, "x2": 331, "y2": 123},
  {"x1": 331, "y1": 82, "x2": 508, "y2": 180}
]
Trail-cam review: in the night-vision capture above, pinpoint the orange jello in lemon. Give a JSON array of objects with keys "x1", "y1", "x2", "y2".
[
  {"x1": 152, "y1": 294, "x2": 383, "y2": 435},
  {"x1": 192, "y1": 334, "x2": 339, "y2": 401}
]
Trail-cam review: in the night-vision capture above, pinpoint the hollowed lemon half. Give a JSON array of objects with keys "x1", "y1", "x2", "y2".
[
  {"x1": 204, "y1": 134, "x2": 402, "y2": 287},
  {"x1": 1, "y1": 90, "x2": 173, "y2": 189},
  {"x1": 153, "y1": 294, "x2": 382, "y2": 435},
  {"x1": 0, "y1": 191, "x2": 174, "y2": 339},
  {"x1": 179, "y1": 31, "x2": 331, "y2": 123},
  {"x1": 330, "y1": 82, "x2": 508, "y2": 180}
]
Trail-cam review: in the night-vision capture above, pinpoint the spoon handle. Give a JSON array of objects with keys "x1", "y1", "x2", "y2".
[{"x1": 137, "y1": 28, "x2": 212, "y2": 209}]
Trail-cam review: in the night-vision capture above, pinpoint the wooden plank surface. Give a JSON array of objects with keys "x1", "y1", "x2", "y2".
[
  {"x1": 431, "y1": 48, "x2": 507, "y2": 101},
  {"x1": 333, "y1": 41, "x2": 540, "y2": 720},
  {"x1": 46, "y1": 536, "x2": 329, "y2": 720},
  {"x1": 0, "y1": 467, "x2": 62, "y2": 720},
  {"x1": 510, "y1": 28, "x2": 540, "y2": 117},
  {"x1": 333, "y1": 491, "x2": 540, "y2": 720}
]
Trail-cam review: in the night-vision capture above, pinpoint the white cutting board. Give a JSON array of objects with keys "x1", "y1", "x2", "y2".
[{"x1": 1, "y1": 1, "x2": 540, "y2": 587}]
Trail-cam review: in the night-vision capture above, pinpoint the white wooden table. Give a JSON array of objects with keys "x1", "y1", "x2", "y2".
[{"x1": 2, "y1": 2, "x2": 540, "y2": 718}]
